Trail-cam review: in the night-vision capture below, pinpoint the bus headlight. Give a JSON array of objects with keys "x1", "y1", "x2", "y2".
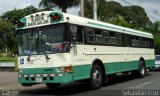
[
  {"x1": 19, "y1": 68, "x2": 23, "y2": 73},
  {"x1": 56, "y1": 67, "x2": 64, "y2": 72}
]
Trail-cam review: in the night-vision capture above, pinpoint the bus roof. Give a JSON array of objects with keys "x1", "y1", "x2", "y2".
[{"x1": 16, "y1": 11, "x2": 153, "y2": 39}]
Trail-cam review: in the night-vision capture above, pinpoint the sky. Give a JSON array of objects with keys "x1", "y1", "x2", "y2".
[{"x1": 0, "y1": 0, "x2": 159, "y2": 22}]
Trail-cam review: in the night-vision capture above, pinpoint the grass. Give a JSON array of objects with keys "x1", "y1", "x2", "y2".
[
  {"x1": 0, "y1": 57, "x2": 17, "y2": 61},
  {"x1": 0, "y1": 57, "x2": 18, "y2": 71}
]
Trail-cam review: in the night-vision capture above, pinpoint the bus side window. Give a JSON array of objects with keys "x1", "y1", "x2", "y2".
[
  {"x1": 77, "y1": 26, "x2": 83, "y2": 43},
  {"x1": 70, "y1": 24, "x2": 77, "y2": 42},
  {"x1": 86, "y1": 27, "x2": 95, "y2": 43},
  {"x1": 149, "y1": 39, "x2": 154, "y2": 48},
  {"x1": 70, "y1": 24, "x2": 83, "y2": 43},
  {"x1": 109, "y1": 32, "x2": 116, "y2": 45},
  {"x1": 116, "y1": 33, "x2": 122, "y2": 45},
  {"x1": 95, "y1": 29, "x2": 103, "y2": 44}
]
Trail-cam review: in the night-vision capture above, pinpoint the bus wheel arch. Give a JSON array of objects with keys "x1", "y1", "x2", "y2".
[
  {"x1": 92, "y1": 59, "x2": 106, "y2": 80},
  {"x1": 139, "y1": 57, "x2": 145, "y2": 67},
  {"x1": 90, "y1": 59, "x2": 107, "y2": 89}
]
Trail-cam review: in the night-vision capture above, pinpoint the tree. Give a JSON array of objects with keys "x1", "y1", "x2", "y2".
[
  {"x1": 1, "y1": 6, "x2": 40, "y2": 24},
  {"x1": 39, "y1": 0, "x2": 80, "y2": 12},
  {"x1": 153, "y1": 21, "x2": 160, "y2": 33},
  {"x1": 122, "y1": 5, "x2": 152, "y2": 30},
  {"x1": 84, "y1": 0, "x2": 107, "y2": 19},
  {"x1": 0, "y1": 6, "x2": 40, "y2": 54},
  {"x1": 0, "y1": 20, "x2": 14, "y2": 51}
]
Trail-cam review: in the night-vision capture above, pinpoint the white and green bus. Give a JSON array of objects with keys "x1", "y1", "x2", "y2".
[{"x1": 17, "y1": 11, "x2": 155, "y2": 89}]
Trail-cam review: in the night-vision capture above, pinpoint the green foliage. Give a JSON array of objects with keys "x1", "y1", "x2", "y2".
[
  {"x1": 0, "y1": 6, "x2": 40, "y2": 55},
  {"x1": 122, "y1": 6, "x2": 152, "y2": 30},
  {"x1": 39, "y1": 0, "x2": 80, "y2": 12},
  {"x1": 1, "y1": 6, "x2": 40, "y2": 24},
  {"x1": 84, "y1": 1, "x2": 160, "y2": 50},
  {"x1": 153, "y1": 33, "x2": 160, "y2": 49},
  {"x1": 0, "y1": 20, "x2": 14, "y2": 51},
  {"x1": 152, "y1": 21, "x2": 160, "y2": 33},
  {"x1": 84, "y1": 0, "x2": 107, "y2": 18}
]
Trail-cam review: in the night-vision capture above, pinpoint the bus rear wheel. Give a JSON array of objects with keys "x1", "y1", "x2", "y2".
[
  {"x1": 46, "y1": 83, "x2": 60, "y2": 89},
  {"x1": 90, "y1": 64, "x2": 103, "y2": 89},
  {"x1": 138, "y1": 60, "x2": 146, "y2": 78},
  {"x1": 132, "y1": 60, "x2": 146, "y2": 78}
]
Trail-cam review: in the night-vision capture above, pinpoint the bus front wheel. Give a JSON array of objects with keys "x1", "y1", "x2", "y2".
[
  {"x1": 46, "y1": 83, "x2": 60, "y2": 89},
  {"x1": 90, "y1": 64, "x2": 103, "y2": 89}
]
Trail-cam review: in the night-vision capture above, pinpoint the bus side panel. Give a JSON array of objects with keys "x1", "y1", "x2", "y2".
[
  {"x1": 104, "y1": 61, "x2": 137, "y2": 75},
  {"x1": 72, "y1": 65, "x2": 91, "y2": 81},
  {"x1": 71, "y1": 45, "x2": 91, "y2": 81}
]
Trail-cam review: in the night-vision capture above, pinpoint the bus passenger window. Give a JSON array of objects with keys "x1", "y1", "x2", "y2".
[
  {"x1": 116, "y1": 33, "x2": 122, "y2": 45},
  {"x1": 70, "y1": 24, "x2": 83, "y2": 43},
  {"x1": 70, "y1": 24, "x2": 77, "y2": 41},
  {"x1": 102, "y1": 31, "x2": 109, "y2": 44},
  {"x1": 77, "y1": 26, "x2": 83, "y2": 43},
  {"x1": 131, "y1": 36, "x2": 136, "y2": 46},
  {"x1": 86, "y1": 27, "x2": 95, "y2": 43},
  {"x1": 109, "y1": 32, "x2": 116, "y2": 45},
  {"x1": 95, "y1": 29, "x2": 103, "y2": 43}
]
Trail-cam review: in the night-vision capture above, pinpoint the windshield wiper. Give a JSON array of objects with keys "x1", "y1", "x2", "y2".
[
  {"x1": 27, "y1": 29, "x2": 39, "y2": 61},
  {"x1": 27, "y1": 36, "x2": 39, "y2": 61},
  {"x1": 41, "y1": 39, "x2": 50, "y2": 59},
  {"x1": 27, "y1": 30, "x2": 50, "y2": 61},
  {"x1": 39, "y1": 31, "x2": 50, "y2": 59}
]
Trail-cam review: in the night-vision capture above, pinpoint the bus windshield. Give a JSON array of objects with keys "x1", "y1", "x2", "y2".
[{"x1": 18, "y1": 24, "x2": 68, "y2": 56}]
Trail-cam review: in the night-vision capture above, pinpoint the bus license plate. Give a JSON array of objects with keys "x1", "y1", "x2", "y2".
[{"x1": 36, "y1": 78, "x2": 42, "y2": 83}]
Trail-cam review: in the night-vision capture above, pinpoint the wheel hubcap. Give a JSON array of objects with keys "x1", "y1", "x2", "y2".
[
  {"x1": 93, "y1": 70, "x2": 101, "y2": 83},
  {"x1": 141, "y1": 67, "x2": 145, "y2": 75}
]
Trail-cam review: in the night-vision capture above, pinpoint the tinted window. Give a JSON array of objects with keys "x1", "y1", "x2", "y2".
[{"x1": 156, "y1": 56, "x2": 160, "y2": 60}]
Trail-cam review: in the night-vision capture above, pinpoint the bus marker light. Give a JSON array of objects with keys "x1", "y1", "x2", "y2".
[
  {"x1": 40, "y1": 74, "x2": 44, "y2": 76},
  {"x1": 34, "y1": 74, "x2": 37, "y2": 77},
  {"x1": 47, "y1": 74, "x2": 51, "y2": 76},
  {"x1": 64, "y1": 66, "x2": 72, "y2": 72},
  {"x1": 16, "y1": 20, "x2": 25, "y2": 27},
  {"x1": 49, "y1": 13, "x2": 61, "y2": 21}
]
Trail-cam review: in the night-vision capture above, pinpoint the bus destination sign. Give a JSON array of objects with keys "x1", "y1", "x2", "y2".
[{"x1": 28, "y1": 15, "x2": 49, "y2": 27}]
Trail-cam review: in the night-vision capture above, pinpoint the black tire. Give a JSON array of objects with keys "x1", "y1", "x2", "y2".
[
  {"x1": 131, "y1": 60, "x2": 146, "y2": 78},
  {"x1": 46, "y1": 83, "x2": 60, "y2": 89},
  {"x1": 90, "y1": 65, "x2": 103, "y2": 89},
  {"x1": 138, "y1": 60, "x2": 146, "y2": 78}
]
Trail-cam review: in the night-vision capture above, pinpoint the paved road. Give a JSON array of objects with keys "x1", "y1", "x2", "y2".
[{"x1": 0, "y1": 71, "x2": 160, "y2": 96}]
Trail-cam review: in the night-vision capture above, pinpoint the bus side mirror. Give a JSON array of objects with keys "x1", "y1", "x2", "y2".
[{"x1": 73, "y1": 37, "x2": 76, "y2": 42}]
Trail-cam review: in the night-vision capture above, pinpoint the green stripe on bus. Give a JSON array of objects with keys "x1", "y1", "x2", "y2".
[{"x1": 18, "y1": 59, "x2": 154, "y2": 83}]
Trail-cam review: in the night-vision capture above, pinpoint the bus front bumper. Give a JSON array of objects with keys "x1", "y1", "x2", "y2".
[
  {"x1": 18, "y1": 73, "x2": 73, "y2": 84},
  {"x1": 18, "y1": 67, "x2": 74, "y2": 84}
]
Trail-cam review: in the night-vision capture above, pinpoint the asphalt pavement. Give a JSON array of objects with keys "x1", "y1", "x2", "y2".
[{"x1": 0, "y1": 71, "x2": 160, "y2": 96}]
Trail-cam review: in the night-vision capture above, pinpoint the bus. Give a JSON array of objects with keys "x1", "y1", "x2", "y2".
[{"x1": 17, "y1": 11, "x2": 155, "y2": 89}]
